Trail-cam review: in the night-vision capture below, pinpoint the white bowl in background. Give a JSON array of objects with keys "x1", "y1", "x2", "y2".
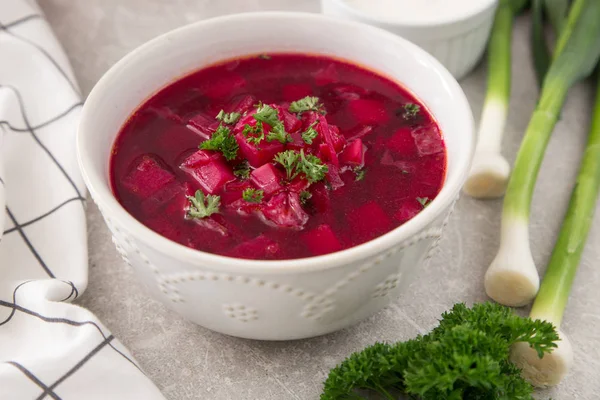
[
  {"x1": 321, "y1": 0, "x2": 498, "y2": 80},
  {"x1": 77, "y1": 12, "x2": 475, "y2": 340}
]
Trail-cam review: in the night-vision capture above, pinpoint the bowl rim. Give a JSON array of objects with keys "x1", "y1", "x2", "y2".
[
  {"x1": 324, "y1": 0, "x2": 498, "y2": 28},
  {"x1": 77, "y1": 11, "x2": 475, "y2": 274}
]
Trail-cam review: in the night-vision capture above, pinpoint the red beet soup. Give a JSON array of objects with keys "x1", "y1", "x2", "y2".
[{"x1": 110, "y1": 54, "x2": 447, "y2": 260}]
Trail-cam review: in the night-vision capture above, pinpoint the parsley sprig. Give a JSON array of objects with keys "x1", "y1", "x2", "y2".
[
  {"x1": 253, "y1": 104, "x2": 292, "y2": 144},
  {"x1": 216, "y1": 110, "x2": 241, "y2": 125},
  {"x1": 199, "y1": 125, "x2": 239, "y2": 160},
  {"x1": 186, "y1": 190, "x2": 220, "y2": 219},
  {"x1": 233, "y1": 161, "x2": 250, "y2": 179},
  {"x1": 289, "y1": 96, "x2": 325, "y2": 115},
  {"x1": 400, "y1": 103, "x2": 421, "y2": 120},
  {"x1": 242, "y1": 123, "x2": 265, "y2": 145},
  {"x1": 242, "y1": 188, "x2": 264, "y2": 203},
  {"x1": 301, "y1": 122, "x2": 319, "y2": 145},
  {"x1": 321, "y1": 302, "x2": 559, "y2": 400},
  {"x1": 274, "y1": 149, "x2": 329, "y2": 183},
  {"x1": 417, "y1": 197, "x2": 431, "y2": 208}
]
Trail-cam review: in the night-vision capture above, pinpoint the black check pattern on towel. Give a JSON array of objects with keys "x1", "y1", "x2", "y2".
[{"x1": 0, "y1": 5, "x2": 165, "y2": 399}]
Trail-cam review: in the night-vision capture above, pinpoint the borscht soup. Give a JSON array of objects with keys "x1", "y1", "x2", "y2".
[{"x1": 110, "y1": 54, "x2": 447, "y2": 260}]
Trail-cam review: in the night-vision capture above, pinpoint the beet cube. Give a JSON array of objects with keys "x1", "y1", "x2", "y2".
[
  {"x1": 313, "y1": 64, "x2": 339, "y2": 86},
  {"x1": 287, "y1": 176, "x2": 310, "y2": 193},
  {"x1": 345, "y1": 125, "x2": 374, "y2": 141},
  {"x1": 387, "y1": 127, "x2": 418, "y2": 157},
  {"x1": 121, "y1": 155, "x2": 176, "y2": 198},
  {"x1": 282, "y1": 83, "x2": 313, "y2": 102},
  {"x1": 277, "y1": 106, "x2": 302, "y2": 133},
  {"x1": 260, "y1": 192, "x2": 309, "y2": 229},
  {"x1": 302, "y1": 224, "x2": 343, "y2": 256},
  {"x1": 142, "y1": 181, "x2": 191, "y2": 216},
  {"x1": 348, "y1": 201, "x2": 393, "y2": 239},
  {"x1": 203, "y1": 72, "x2": 246, "y2": 99},
  {"x1": 326, "y1": 163, "x2": 345, "y2": 190},
  {"x1": 310, "y1": 183, "x2": 331, "y2": 213},
  {"x1": 221, "y1": 180, "x2": 254, "y2": 205},
  {"x1": 411, "y1": 126, "x2": 444, "y2": 156},
  {"x1": 340, "y1": 139, "x2": 365, "y2": 167},
  {"x1": 180, "y1": 152, "x2": 234, "y2": 194},
  {"x1": 251, "y1": 163, "x2": 284, "y2": 196},
  {"x1": 229, "y1": 235, "x2": 281, "y2": 260},
  {"x1": 187, "y1": 113, "x2": 219, "y2": 140},
  {"x1": 348, "y1": 99, "x2": 389, "y2": 125},
  {"x1": 236, "y1": 132, "x2": 284, "y2": 168},
  {"x1": 227, "y1": 95, "x2": 256, "y2": 115}
]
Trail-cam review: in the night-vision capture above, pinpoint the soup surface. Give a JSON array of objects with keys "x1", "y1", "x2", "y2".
[{"x1": 110, "y1": 54, "x2": 447, "y2": 260}]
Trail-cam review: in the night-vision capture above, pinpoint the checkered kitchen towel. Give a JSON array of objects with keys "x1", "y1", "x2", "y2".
[{"x1": 0, "y1": 1, "x2": 164, "y2": 398}]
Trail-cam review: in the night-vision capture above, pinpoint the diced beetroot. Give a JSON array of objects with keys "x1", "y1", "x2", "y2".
[
  {"x1": 345, "y1": 125, "x2": 373, "y2": 141},
  {"x1": 228, "y1": 235, "x2": 281, "y2": 260},
  {"x1": 331, "y1": 83, "x2": 368, "y2": 101},
  {"x1": 310, "y1": 183, "x2": 331, "y2": 213},
  {"x1": 348, "y1": 201, "x2": 393, "y2": 239},
  {"x1": 348, "y1": 99, "x2": 389, "y2": 125},
  {"x1": 251, "y1": 163, "x2": 284, "y2": 196},
  {"x1": 313, "y1": 64, "x2": 339, "y2": 86},
  {"x1": 283, "y1": 83, "x2": 313, "y2": 102},
  {"x1": 340, "y1": 139, "x2": 365, "y2": 167},
  {"x1": 329, "y1": 125, "x2": 346, "y2": 152},
  {"x1": 181, "y1": 150, "x2": 221, "y2": 168},
  {"x1": 121, "y1": 155, "x2": 176, "y2": 198},
  {"x1": 164, "y1": 183, "x2": 195, "y2": 218},
  {"x1": 192, "y1": 216, "x2": 229, "y2": 237},
  {"x1": 411, "y1": 126, "x2": 444, "y2": 156},
  {"x1": 221, "y1": 180, "x2": 254, "y2": 205},
  {"x1": 394, "y1": 199, "x2": 425, "y2": 224},
  {"x1": 302, "y1": 224, "x2": 343, "y2": 256},
  {"x1": 187, "y1": 113, "x2": 220, "y2": 140},
  {"x1": 142, "y1": 181, "x2": 190, "y2": 216},
  {"x1": 316, "y1": 115, "x2": 338, "y2": 166},
  {"x1": 236, "y1": 132, "x2": 284, "y2": 168},
  {"x1": 326, "y1": 163, "x2": 345, "y2": 190},
  {"x1": 203, "y1": 72, "x2": 246, "y2": 99},
  {"x1": 180, "y1": 154, "x2": 235, "y2": 194},
  {"x1": 288, "y1": 130, "x2": 305, "y2": 150},
  {"x1": 287, "y1": 176, "x2": 310, "y2": 193},
  {"x1": 277, "y1": 106, "x2": 302, "y2": 133},
  {"x1": 233, "y1": 113, "x2": 258, "y2": 134},
  {"x1": 301, "y1": 111, "x2": 319, "y2": 130},
  {"x1": 319, "y1": 143, "x2": 332, "y2": 162},
  {"x1": 260, "y1": 192, "x2": 308, "y2": 229},
  {"x1": 387, "y1": 127, "x2": 418, "y2": 157},
  {"x1": 227, "y1": 95, "x2": 256, "y2": 115}
]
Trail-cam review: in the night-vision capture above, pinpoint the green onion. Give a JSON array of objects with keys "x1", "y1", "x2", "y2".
[
  {"x1": 510, "y1": 72, "x2": 600, "y2": 388},
  {"x1": 531, "y1": 0, "x2": 552, "y2": 86},
  {"x1": 463, "y1": 0, "x2": 527, "y2": 199},
  {"x1": 485, "y1": 0, "x2": 600, "y2": 307}
]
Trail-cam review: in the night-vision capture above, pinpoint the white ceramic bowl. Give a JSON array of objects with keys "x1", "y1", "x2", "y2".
[
  {"x1": 321, "y1": 0, "x2": 498, "y2": 80},
  {"x1": 77, "y1": 12, "x2": 475, "y2": 340}
]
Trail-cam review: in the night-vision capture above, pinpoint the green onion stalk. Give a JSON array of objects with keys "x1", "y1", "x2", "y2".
[
  {"x1": 485, "y1": 0, "x2": 600, "y2": 307},
  {"x1": 511, "y1": 71, "x2": 600, "y2": 387},
  {"x1": 464, "y1": 0, "x2": 527, "y2": 199}
]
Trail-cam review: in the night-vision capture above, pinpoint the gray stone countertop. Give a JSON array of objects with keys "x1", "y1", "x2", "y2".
[{"x1": 39, "y1": 0, "x2": 600, "y2": 399}]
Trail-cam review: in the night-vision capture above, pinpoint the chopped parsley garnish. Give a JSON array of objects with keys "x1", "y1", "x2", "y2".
[
  {"x1": 354, "y1": 167, "x2": 366, "y2": 181},
  {"x1": 258, "y1": 53, "x2": 271, "y2": 60},
  {"x1": 233, "y1": 161, "x2": 250, "y2": 179},
  {"x1": 242, "y1": 123, "x2": 265, "y2": 145},
  {"x1": 253, "y1": 104, "x2": 292, "y2": 144},
  {"x1": 273, "y1": 149, "x2": 328, "y2": 183},
  {"x1": 215, "y1": 110, "x2": 241, "y2": 125},
  {"x1": 242, "y1": 188, "x2": 264, "y2": 203},
  {"x1": 400, "y1": 103, "x2": 421, "y2": 120},
  {"x1": 289, "y1": 96, "x2": 325, "y2": 115},
  {"x1": 301, "y1": 122, "x2": 319, "y2": 144},
  {"x1": 186, "y1": 190, "x2": 220, "y2": 219},
  {"x1": 199, "y1": 125, "x2": 239, "y2": 161},
  {"x1": 417, "y1": 197, "x2": 431, "y2": 208},
  {"x1": 274, "y1": 150, "x2": 301, "y2": 180},
  {"x1": 299, "y1": 149, "x2": 328, "y2": 183},
  {"x1": 300, "y1": 190, "x2": 312, "y2": 205}
]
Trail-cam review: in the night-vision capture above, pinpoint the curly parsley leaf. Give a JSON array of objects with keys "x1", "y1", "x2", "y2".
[
  {"x1": 242, "y1": 188, "x2": 264, "y2": 203},
  {"x1": 186, "y1": 190, "x2": 220, "y2": 219},
  {"x1": 354, "y1": 167, "x2": 366, "y2": 182},
  {"x1": 300, "y1": 190, "x2": 312, "y2": 205},
  {"x1": 400, "y1": 103, "x2": 420, "y2": 120},
  {"x1": 321, "y1": 302, "x2": 558, "y2": 400},
  {"x1": 242, "y1": 123, "x2": 265, "y2": 145},
  {"x1": 274, "y1": 150, "x2": 301, "y2": 180},
  {"x1": 289, "y1": 96, "x2": 325, "y2": 115},
  {"x1": 199, "y1": 125, "x2": 239, "y2": 161},
  {"x1": 301, "y1": 122, "x2": 319, "y2": 145},
  {"x1": 233, "y1": 161, "x2": 250, "y2": 179},
  {"x1": 299, "y1": 150, "x2": 328, "y2": 183},
  {"x1": 253, "y1": 104, "x2": 292, "y2": 144},
  {"x1": 216, "y1": 110, "x2": 241, "y2": 125}
]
